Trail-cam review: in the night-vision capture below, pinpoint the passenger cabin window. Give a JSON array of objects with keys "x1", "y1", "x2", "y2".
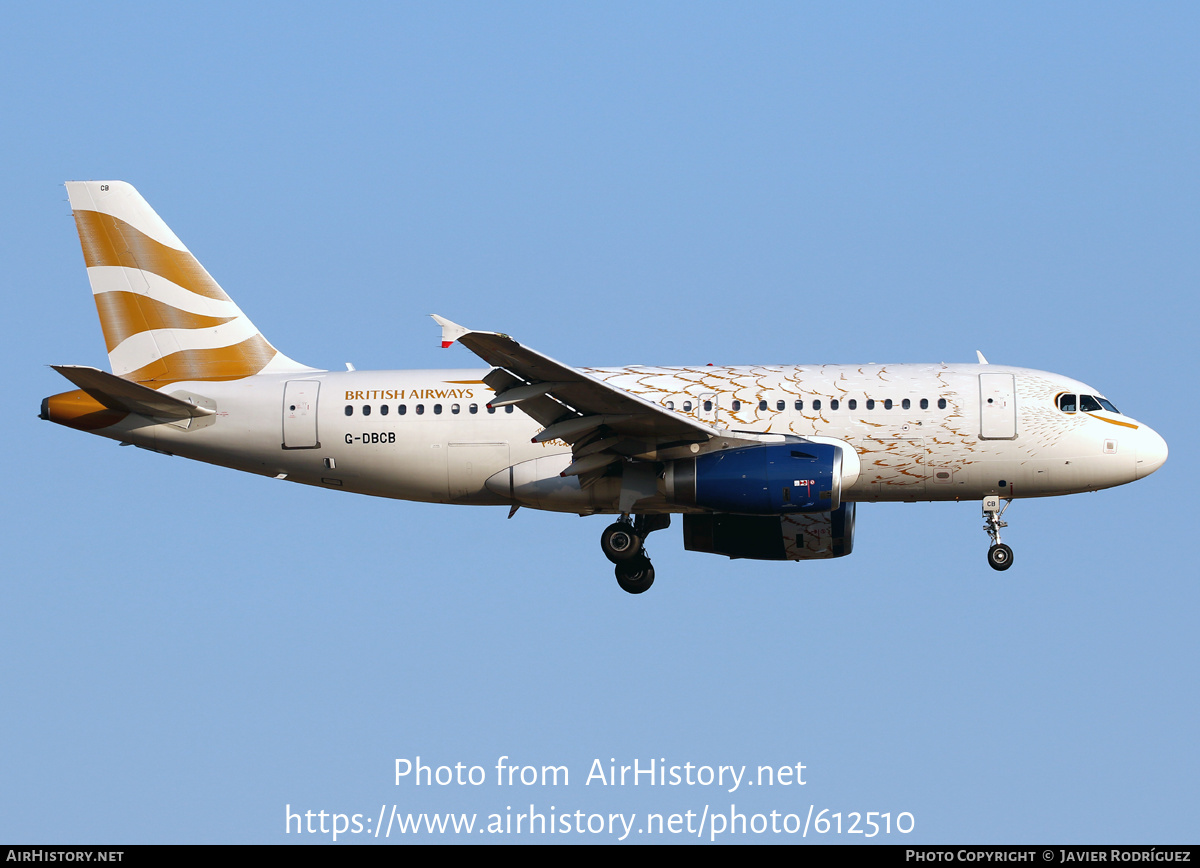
[
  {"x1": 848, "y1": 399, "x2": 857, "y2": 410},
  {"x1": 884, "y1": 399, "x2": 893, "y2": 410},
  {"x1": 937, "y1": 398, "x2": 947, "y2": 410},
  {"x1": 344, "y1": 405, "x2": 353, "y2": 416},
  {"x1": 866, "y1": 399, "x2": 875, "y2": 410},
  {"x1": 776, "y1": 400, "x2": 785, "y2": 411},
  {"x1": 380, "y1": 404, "x2": 389, "y2": 416},
  {"x1": 469, "y1": 404, "x2": 478, "y2": 414},
  {"x1": 506, "y1": 406, "x2": 514, "y2": 413},
  {"x1": 920, "y1": 398, "x2": 929, "y2": 410},
  {"x1": 830, "y1": 399, "x2": 839, "y2": 410},
  {"x1": 362, "y1": 404, "x2": 371, "y2": 416},
  {"x1": 794, "y1": 400, "x2": 803, "y2": 411},
  {"x1": 416, "y1": 404, "x2": 425, "y2": 415},
  {"x1": 758, "y1": 400, "x2": 767, "y2": 411},
  {"x1": 902, "y1": 398, "x2": 910, "y2": 410},
  {"x1": 665, "y1": 400, "x2": 674, "y2": 410},
  {"x1": 398, "y1": 404, "x2": 407, "y2": 415},
  {"x1": 731, "y1": 400, "x2": 741, "y2": 411},
  {"x1": 812, "y1": 399, "x2": 821, "y2": 411},
  {"x1": 703, "y1": 400, "x2": 712, "y2": 412},
  {"x1": 684, "y1": 401, "x2": 693, "y2": 412}
]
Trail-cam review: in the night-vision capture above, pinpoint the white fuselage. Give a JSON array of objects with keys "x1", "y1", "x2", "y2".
[{"x1": 91, "y1": 362, "x2": 1166, "y2": 514}]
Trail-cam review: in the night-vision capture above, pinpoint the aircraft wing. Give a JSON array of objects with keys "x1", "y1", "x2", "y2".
[{"x1": 432, "y1": 315, "x2": 723, "y2": 477}]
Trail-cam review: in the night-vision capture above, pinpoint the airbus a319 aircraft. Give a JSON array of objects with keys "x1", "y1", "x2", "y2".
[{"x1": 42, "y1": 182, "x2": 1168, "y2": 593}]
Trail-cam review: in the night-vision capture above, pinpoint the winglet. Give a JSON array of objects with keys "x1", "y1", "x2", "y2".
[
  {"x1": 976, "y1": 350, "x2": 989, "y2": 365},
  {"x1": 431, "y1": 314, "x2": 470, "y2": 348}
]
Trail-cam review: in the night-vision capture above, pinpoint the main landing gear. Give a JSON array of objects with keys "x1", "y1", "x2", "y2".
[
  {"x1": 601, "y1": 515, "x2": 670, "y2": 594},
  {"x1": 982, "y1": 495, "x2": 1014, "y2": 571}
]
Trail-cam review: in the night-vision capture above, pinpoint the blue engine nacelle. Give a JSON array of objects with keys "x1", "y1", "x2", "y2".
[{"x1": 668, "y1": 442, "x2": 845, "y2": 515}]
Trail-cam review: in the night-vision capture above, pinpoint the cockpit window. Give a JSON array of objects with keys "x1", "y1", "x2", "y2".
[{"x1": 1059, "y1": 393, "x2": 1122, "y2": 415}]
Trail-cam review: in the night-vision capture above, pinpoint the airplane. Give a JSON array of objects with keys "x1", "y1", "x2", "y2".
[{"x1": 41, "y1": 181, "x2": 1169, "y2": 594}]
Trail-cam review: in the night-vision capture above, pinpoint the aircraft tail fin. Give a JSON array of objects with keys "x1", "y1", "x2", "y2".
[{"x1": 65, "y1": 181, "x2": 314, "y2": 385}]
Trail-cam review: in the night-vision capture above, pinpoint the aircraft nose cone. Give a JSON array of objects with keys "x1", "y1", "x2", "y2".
[{"x1": 1136, "y1": 426, "x2": 1168, "y2": 479}]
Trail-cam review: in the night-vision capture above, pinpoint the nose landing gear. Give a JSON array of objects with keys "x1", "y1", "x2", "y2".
[
  {"x1": 601, "y1": 515, "x2": 670, "y2": 593},
  {"x1": 982, "y1": 495, "x2": 1014, "y2": 571}
]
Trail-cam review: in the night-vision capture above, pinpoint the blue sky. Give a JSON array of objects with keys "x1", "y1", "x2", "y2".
[{"x1": 2, "y1": 2, "x2": 1196, "y2": 843}]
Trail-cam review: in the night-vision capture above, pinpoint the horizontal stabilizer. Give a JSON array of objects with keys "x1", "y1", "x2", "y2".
[{"x1": 50, "y1": 365, "x2": 215, "y2": 420}]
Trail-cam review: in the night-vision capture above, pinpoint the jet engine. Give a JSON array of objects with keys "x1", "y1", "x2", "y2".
[{"x1": 666, "y1": 441, "x2": 855, "y2": 515}]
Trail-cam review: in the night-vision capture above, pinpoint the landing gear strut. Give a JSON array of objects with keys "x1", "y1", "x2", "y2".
[
  {"x1": 602, "y1": 515, "x2": 670, "y2": 593},
  {"x1": 982, "y1": 495, "x2": 1014, "y2": 572}
]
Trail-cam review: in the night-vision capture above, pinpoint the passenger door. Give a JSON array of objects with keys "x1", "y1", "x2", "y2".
[
  {"x1": 979, "y1": 373, "x2": 1017, "y2": 440},
  {"x1": 282, "y1": 380, "x2": 321, "y2": 449}
]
